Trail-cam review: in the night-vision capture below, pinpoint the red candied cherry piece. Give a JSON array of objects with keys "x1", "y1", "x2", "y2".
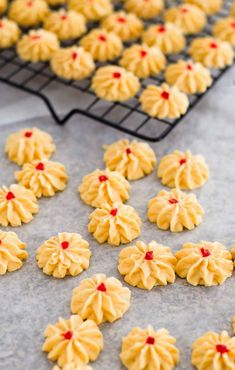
[
  {"x1": 35, "y1": 162, "x2": 44, "y2": 171},
  {"x1": 146, "y1": 336, "x2": 155, "y2": 345},
  {"x1": 200, "y1": 247, "x2": 210, "y2": 258},
  {"x1": 161, "y1": 91, "x2": 169, "y2": 100},
  {"x1": 210, "y1": 42, "x2": 218, "y2": 49},
  {"x1": 98, "y1": 35, "x2": 106, "y2": 42},
  {"x1": 0, "y1": 240, "x2": 2, "y2": 245},
  {"x1": 31, "y1": 35, "x2": 41, "y2": 40},
  {"x1": 71, "y1": 52, "x2": 78, "y2": 61},
  {"x1": 62, "y1": 330, "x2": 73, "y2": 340},
  {"x1": 113, "y1": 72, "x2": 121, "y2": 79},
  {"x1": 6, "y1": 192, "x2": 15, "y2": 201},
  {"x1": 99, "y1": 175, "x2": 108, "y2": 182},
  {"x1": 145, "y1": 251, "x2": 154, "y2": 260},
  {"x1": 61, "y1": 241, "x2": 69, "y2": 250},
  {"x1": 179, "y1": 158, "x2": 187, "y2": 165},
  {"x1": 216, "y1": 344, "x2": 229, "y2": 354},
  {"x1": 231, "y1": 22, "x2": 235, "y2": 29},
  {"x1": 0, "y1": 21, "x2": 3, "y2": 28},
  {"x1": 187, "y1": 64, "x2": 193, "y2": 71},
  {"x1": 27, "y1": 0, "x2": 33, "y2": 6},
  {"x1": 181, "y1": 7, "x2": 189, "y2": 13},
  {"x1": 126, "y1": 148, "x2": 132, "y2": 155},
  {"x1": 169, "y1": 198, "x2": 178, "y2": 204},
  {"x1": 97, "y1": 282, "x2": 107, "y2": 292},
  {"x1": 110, "y1": 208, "x2": 118, "y2": 217},
  {"x1": 140, "y1": 50, "x2": 148, "y2": 58},
  {"x1": 117, "y1": 17, "x2": 126, "y2": 23},
  {"x1": 158, "y1": 25, "x2": 166, "y2": 33},
  {"x1": 60, "y1": 14, "x2": 68, "y2": 20},
  {"x1": 24, "y1": 131, "x2": 33, "y2": 138}
]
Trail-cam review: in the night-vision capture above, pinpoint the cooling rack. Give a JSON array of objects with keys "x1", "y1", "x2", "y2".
[{"x1": 0, "y1": 0, "x2": 234, "y2": 142}]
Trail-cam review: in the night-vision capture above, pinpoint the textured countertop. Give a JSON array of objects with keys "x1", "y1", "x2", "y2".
[{"x1": 0, "y1": 65, "x2": 235, "y2": 370}]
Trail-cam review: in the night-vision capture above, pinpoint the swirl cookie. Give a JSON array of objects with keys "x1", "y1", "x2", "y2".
[
  {"x1": 17, "y1": 29, "x2": 59, "y2": 62},
  {"x1": 9, "y1": 0, "x2": 49, "y2": 27},
  {"x1": 0, "y1": 231, "x2": 27, "y2": 274},
  {"x1": 0, "y1": 184, "x2": 38, "y2": 227},
  {"x1": 0, "y1": 0, "x2": 7, "y2": 14},
  {"x1": 158, "y1": 149, "x2": 209, "y2": 189},
  {"x1": 44, "y1": 9, "x2": 86, "y2": 41},
  {"x1": 176, "y1": 241, "x2": 233, "y2": 286},
  {"x1": 192, "y1": 331, "x2": 235, "y2": 369},
  {"x1": 148, "y1": 188, "x2": 204, "y2": 232},
  {"x1": 166, "y1": 60, "x2": 212, "y2": 94},
  {"x1": 124, "y1": 0, "x2": 164, "y2": 19},
  {"x1": 142, "y1": 22, "x2": 186, "y2": 55},
  {"x1": 68, "y1": 0, "x2": 112, "y2": 21},
  {"x1": 80, "y1": 28, "x2": 123, "y2": 62},
  {"x1": 79, "y1": 168, "x2": 130, "y2": 208},
  {"x1": 120, "y1": 326, "x2": 180, "y2": 370},
  {"x1": 88, "y1": 202, "x2": 141, "y2": 246},
  {"x1": 184, "y1": 0, "x2": 222, "y2": 15},
  {"x1": 118, "y1": 241, "x2": 176, "y2": 290},
  {"x1": 101, "y1": 11, "x2": 143, "y2": 41},
  {"x1": 71, "y1": 273, "x2": 131, "y2": 324},
  {"x1": 119, "y1": 44, "x2": 166, "y2": 78},
  {"x1": 213, "y1": 17, "x2": 235, "y2": 46},
  {"x1": 5, "y1": 127, "x2": 55, "y2": 165},
  {"x1": 103, "y1": 139, "x2": 156, "y2": 180},
  {"x1": 0, "y1": 18, "x2": 20, "y2": 48},
  {"x1": 36, "y1": 232, "x2": 91, "y2": 278},
  {"x1": 164, "y1": 4, "x2": 206, "y2": 35},
  {"x1": 15, "y1": 159, "x2": 68, "y2": 198},
  {"x1": 42, "y1": 315, "x2": 103, "y2": 367},
  {"x1": 189, "y1": 37, "x2": 234, "y2": 69},
  {"x1": 92, "y1": 66, "x2": 140, "y2": 102},
  {"x1": 51, "y1": 46, "x2": 95, "y2": 81},
  {"x1": 140, "y1": 83, "x2": 189, "y2": 119}
]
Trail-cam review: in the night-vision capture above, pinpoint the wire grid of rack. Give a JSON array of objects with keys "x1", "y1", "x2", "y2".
[{"x1": 0, "y1": 0, "x2": 234, "y2": 142}]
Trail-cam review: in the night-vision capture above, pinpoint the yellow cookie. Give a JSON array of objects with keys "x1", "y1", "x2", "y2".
[
  {"x1": 68, "y1": 0, "x2": 112, "y2": 21},
  {"x1": 125, "y1": 0, "x2": 164, "y2": 19},
  {"x1": 0, "y1": 18, "x2": 20, "y2": 48},
  {"x1": 101, "y1": 11, "x2": 143, "y2": 41},
  {"x1": 9, "y1": 0, "x2": 49, "y2": 27},
  {"x1": 0, "y1": 231, "x2": 27, "y2": 274},
  {"x1": 184, "y1": 0, "x2": 222, "y2": 15},
  {"x1": 213, "y1": 17, "x2": 235, "y2": 46},
  {"x1": 164, "y1": 4, "x2": 206, "y2": 34}
]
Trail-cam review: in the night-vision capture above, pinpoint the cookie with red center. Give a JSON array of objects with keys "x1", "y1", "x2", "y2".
[
  {"x1": 213, "y1": 17, "x2": 235, "y2": 46},
  {"x1": 0, "y1": 18, "x2": 20, "y2": 48},
  {"x1": 192, "y1": 331, "x2": 235, "y2": 369},
  {"x1": 120, "y1": 326, "x2": 180, "y2": 369},
  {"x1": 44, "y1": 9, "x2": 86, "y2": 41},
  {"x1": 42, "y1": 315, "x2": 103, "y2": 367},
  {"x1": 118, "y1": 240, "x2": 176, "y2": 290},
  {"x1": 88, "y1": 202, "x2": 141, "y2": 246},
  {"x1": 148, "y1": 188, "x2": 204, "y2": 232},
  {"x1": 119, "y1": 43, "x2": 166, "y2": 78},
  {"x1": 175, "y1": 241, "x2": 233, "y2": 286},
  {"x1": 158, "y1": 149, "x2": 209, "y2": 189},
  {"x1": 140, "y1": 83, "x2": 189, "y2": 119},
  {"x1": 80, "y1": 28, "x2": 123, "y2": 62},
  {"x1": 9, "y1": 0, "x2": 49, "y2": 27},
  {"x1": 101, "y1": 11, "x2": 143, "y2": 41},
  {"x1": 36, "y1": 232, "x2": 91, "y2": 278},
  {"x1": 15, "y1": 159, "x2": 68, "y2": 198},
  {"x1": 0, "y1": 231, "x2": 27, "y2": 275},
  {"x1": 68, "y1": 0, "x2": 112, "y2": 21},
  {"x1": 124, "y1": 0, "x2": 164, "y2": 19},
  {"x1": 103, "y1": 138, "x2": 156, "y2": 180},
  {"x1": 71, "y1": 273, "x2": 131, "y2": 324},
  {"x1": 164, "y1": 4, "x2": 206, "y2": 35},
  {"x1": 189, "y1": 37, "x2": 234, "y2": 69},
  {"x1": 79, "y1": 168, "x2": 130, "y2": 208},
  {"x1": 92, "y1": 65, "x2": 140, "y2": 102},
  {"x1": 0, "y1": 184, "x2": 38, "y2": 227}
]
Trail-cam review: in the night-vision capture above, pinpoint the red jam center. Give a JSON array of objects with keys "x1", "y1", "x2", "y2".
[
  {"x1": 71, "y1": 52, "x2": 78, "y2": 60},
  {"x1": 99, "y1": 175, "x2": 108, "y2": 182},
  {"x1": 61, "y1": 241, "x2": 69, "y2": 250},
  {"x1": 110, "y1": 208, "x2": 118, "y2": 217},
  {"x1": 179, "y1": 158, "x2": 187, "y2": 166},
  {"x1": 158, "y1": 25, "x2": 166, "y2": 33},
  {"x1": 0, "y1": 21, "x2": 3, "y2": 28},
  {"x1": 117, "y1": 17, "x2": 126, "y2": 23},
  {"x1": 24, "y1": 131, "x2": 33, "y2": 138},
  {"x1": 181, "y1": 7, "x2": 189, "y2": 13},
  {"x1": 161, "y1": 91, "x2": 169, "y2": 100},
  {"x1": 31, "y1": 35, "x2": 41, "y2": 40},
  {"x1": 140, "y1": 50, "x2": 148, "y2": 58},
  {"x1": 145, "y1": 251, "x2": 154, "y2": 260},
  {"x1": 216, "y1": 344, "x2": 229, "y2": 355},
  {"x1": 35, "y1": 162, "x2": 44, "y2": 171},
  {"x1": 62, "y1": 330, "x2": 73, "y2": 340},
  {"x1": 97, "y1": 282, "x2": 107, "y2": 292},
  {"x1": 6, "y1": 192, "x2": 15, "y2": 201},
  {"x1": 210, "y1": 42, "x2": 218, "y2": 49},
  {"x1": 60, "y1": 14, "x2": 67, "y2": 20},
  {"x1": 126, "y1": 148, "x2": 132, "y2": 155},
  {"x1": 113, "y1": 72, "x2": 121, "y2": 79},
  {"x1": 231, "y1": 22, "x2": 235, "y2": 29},
  {"x1": 27, "y1": 0, "x2": 33, "y2": 6},
  {"x1": 187, "y1": 64, "x2": 193, "y2": 71},
  {"x1": 169, "y1": 198, "x2": 178, "y2": 204},
  {"x1": 200, "y1": 247, "x2": 210, "y2": 258},
  {"x1": 0, "y1": 240, "x2": 2, "y2": 245},
  {"x1": 146, "y1": 336, "x2": 155, "y2": 345},
  {"x1": 98, "y1": 34, "x2": 106, "y2": 42}
]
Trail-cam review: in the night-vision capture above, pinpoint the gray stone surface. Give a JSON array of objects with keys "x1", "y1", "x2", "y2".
[{"x1": 0, "y1": 65, "x2": 235, "y2": 370}]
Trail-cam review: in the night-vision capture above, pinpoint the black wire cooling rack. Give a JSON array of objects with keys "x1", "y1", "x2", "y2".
[{"x1": 0, "y1": 0, "x2": 234, "y2": 142}]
